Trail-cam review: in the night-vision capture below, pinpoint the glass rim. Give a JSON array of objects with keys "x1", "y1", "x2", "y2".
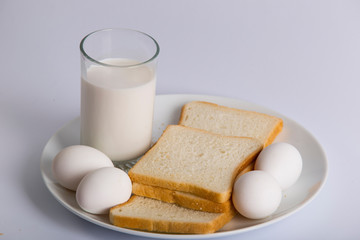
[{"x1": 80, "y1": 28, "x2": 160, "y2": 68}]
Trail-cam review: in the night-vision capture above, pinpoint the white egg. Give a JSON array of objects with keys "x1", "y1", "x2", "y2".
[
  {"x1": 76, "y1": 167, "x2": 132, "y2": 214},
  {"x1": 255, "y1": 142, "x2": 302, "y2": 190},
  {"x1": 52, "y1": 145, "x2": 114, "y2": 191},
  {"x1": 232, "y1": 170, "x2": 282, "y2": 219}
]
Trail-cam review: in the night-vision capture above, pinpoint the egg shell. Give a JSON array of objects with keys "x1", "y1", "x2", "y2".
[
  {"x1": 232, "y1": 170, "x2": 282, "y2": 219},
  {"x1": 52, "y1": 145, "x2": 114, "y2": 191},
  {"x1": 255, "y1": 142, "x2": 302, "y2": 190},
  {"x1": 76, "y1": 167, "x2": 132, "y2": 214}
]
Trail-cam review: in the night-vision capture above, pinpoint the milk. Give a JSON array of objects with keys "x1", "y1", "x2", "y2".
[{"x1": 81, "y1": 58, "x2": 156, "y2": 161}]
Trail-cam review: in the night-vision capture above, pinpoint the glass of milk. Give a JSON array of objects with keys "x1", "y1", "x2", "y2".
[{"x1": 80, "y1": 28, "x2": 159, "y2": 162}]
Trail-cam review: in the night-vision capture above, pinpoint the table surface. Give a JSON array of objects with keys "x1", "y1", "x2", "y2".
[{"x1": 1, "y1": 0, "x2": 359, "y2": 239}]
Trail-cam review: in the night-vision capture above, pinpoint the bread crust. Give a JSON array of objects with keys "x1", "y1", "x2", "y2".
[
  {"x1": 109, "y1": 196, "x2": 237, "y2": 234},
  {"x1": 264, "y1": 119, "x2": 283, "y2": 147}
]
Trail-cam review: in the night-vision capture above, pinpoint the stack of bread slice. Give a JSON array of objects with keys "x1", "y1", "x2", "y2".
[{"x1": 110, "y1": 101, "x2": 283, "y2": 234}]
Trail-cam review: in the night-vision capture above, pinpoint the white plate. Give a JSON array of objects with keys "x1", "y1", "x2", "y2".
[{"x1": 40, "y1": 94, "x2": 328, "y2": 239}]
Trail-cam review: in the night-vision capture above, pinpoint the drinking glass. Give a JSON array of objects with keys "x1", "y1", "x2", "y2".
[{"x1": 80, "y1": 28, "x2": 159, "y2": 165}]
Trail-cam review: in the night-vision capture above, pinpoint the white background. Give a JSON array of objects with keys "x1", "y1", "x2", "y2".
[{"x1": 1, "y1": 0, "x2": 359, "y2": 239}]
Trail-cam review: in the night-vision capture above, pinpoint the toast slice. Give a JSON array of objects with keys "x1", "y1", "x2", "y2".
[
  {"x1": 132, "y1": 183, "x2": 232, "y2": 213},
  {"x1": 179, "y1": 101, "x2": 283, "y2": 147},
  {"x1": 128, "y1": 125, "x2": 262, "y2": 203},
  {"x1": 131, "y1": 161, "x2": 254, "y2": 213},
  {"x1": 110, "y1": 196, "x2": 236, "y2": 234}
]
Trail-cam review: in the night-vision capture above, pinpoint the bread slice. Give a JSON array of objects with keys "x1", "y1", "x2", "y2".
[
  {"x1": 132, "y1": 161, "x2": 254, "y2": 213},
  {"x1": 132, "y1": 183, "x2": 232, "y2": 213},
  {"x1": 179, "y1": 101, "x2": 283, "y2": 147},
  {"x1": 128, "y1": 125, "x2": 262, "y2": 203},
  {"x1": 109, "y1": 195, "x2": 236, "y2": 234}
]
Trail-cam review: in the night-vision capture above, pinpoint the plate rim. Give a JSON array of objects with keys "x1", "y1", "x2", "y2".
[{"x1": 40, "y1": 93, "x2": 328, "y2": 239}]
